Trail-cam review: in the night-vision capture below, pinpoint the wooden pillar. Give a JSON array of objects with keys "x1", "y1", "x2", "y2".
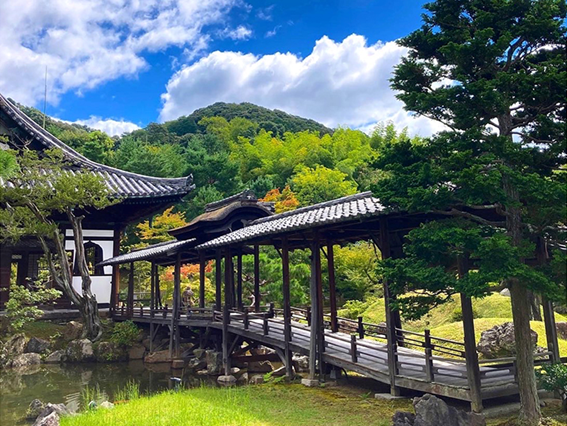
[
  {"x1": 150, "y1": 262, "x2": 156, "y2": 315},
  {"x1": 169, "y1": 253, "x2": 181, "y2": 359},
  {"x1": 0, "y1": 246, "x2": 12, "y2": 308},
  {"x1": 155, "y1": 267, "x2": 162, "y2": 309},
  {"x1": 237, "y1": 251, "x2": 243, "y2": 311},
  {"x1": 110, "y1": 227, "x2": 122, "y2": 315},
  {"x1": 254, "y1": 245, "x2": 260, "y2": 312},
  {"x1": 215, "y1": 250, "x2": 222, "y2": 311},
  {"x1": 224, "y1": 248, "x2": 233, "y2": 309},
  {"x1": 327, "y1": 241, "x2": 338, "y2": 333},
  {"x1": 459, "y1": 257, "x2": 483, "y2": 413},
  {"x1": 542, "y1": 297, "x2": 560, "y2": 363},
  {"x1": 282, "y1": 238, "x2": 293, "y2": 378},
  {"x1": 127, "y1": 262, "x2": 134, "y2": 318},
  {"x1": 199, "y1": 252, "x2": 206, "y2": 309},
  {"x1": 16, "y1": 252, "x2": 29, "y2": 286},
  {"x1": 379, "y1": 218, "x2": 400, "y2": 396},
  {"x1": 222, "y1": 248, "x2": 233, "y2": 375},
  {"x1": 308, "y1": 237, "x2": 324, "y2": 381}
]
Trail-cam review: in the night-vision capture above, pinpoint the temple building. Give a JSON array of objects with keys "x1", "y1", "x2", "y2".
[{"x1": 0, "y1": 93, "x2": 194, "y2": 308}]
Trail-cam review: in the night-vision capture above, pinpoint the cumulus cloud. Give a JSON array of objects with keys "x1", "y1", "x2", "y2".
[
  {"x1": 72, "y1": 116, "x2": 141, "y2": 137},
  {"x1": 0, "y1": 0, "x2": 243, "y2": 106},
  {"x1": 160, "y1": 35, "x2": 444, "y2": 136},
  {"x1": 220, "y1": 25, "x2": 253, "y2": 40}
]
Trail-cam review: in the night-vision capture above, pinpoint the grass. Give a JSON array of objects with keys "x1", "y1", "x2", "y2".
[
  {"x1": 20, "y1": 321, "x2": 66, "y2": 340},
  {"x1": 60, "y1": 384, "x2": 412, "y2": 426}
]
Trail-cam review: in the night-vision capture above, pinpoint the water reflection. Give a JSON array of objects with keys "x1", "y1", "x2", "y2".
[{"x1": 0, "y1": 362, "x2": 218, "y2": 426}]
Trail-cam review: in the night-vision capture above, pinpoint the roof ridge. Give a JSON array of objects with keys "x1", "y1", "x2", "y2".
[
  {"x1": 205, "y1": 189, "x2": 257, "y2": 212},
  {"x1": 0, "y1": 93, "x2": 193, "y2": 188},
  {"x1": 252, "y1": 191, "x2": 374, "y2": 225}
]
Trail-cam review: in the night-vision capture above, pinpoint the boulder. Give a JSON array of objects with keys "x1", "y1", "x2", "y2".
[
  {"x1": 193, "y1": 348, "x2": 206, "y2": 360},
  {"x1": 237, "y1": 372, "x2": 249, "y2": 385},
  {"x1": 250, "y1": 346, "x2": 276, "y2": 356},
  {"x1": 27, "y1": 399, "x2": 46, "y2": 419},
  {"x1": 205, "y1": 350, "x2": 223, "y2": 375},
  {"x1": 26, "y1": 337, "x2": 51, "y2": 354},
  {"x1": 556, "y1": 322, "x2": 567, "y2": 340},
  {"x1": 99, "y1": 401, "x2": 114, "y2": 409},
  {"x1": 413, "y1": 394, "x2": 484, "y2": 426},
  {"x1": 499, "y1": 288, "x2": 511, "y2": 297},
  {"x1": 292, "y1": 354, "x2": 309, "y2": 372},
  {"x1": 12, "y1": 353, "x2": 41, "y2": 368},
  {"x1": 5, "y1": 333, "x2": 27, "y2": 357},
  {"x1": 217, "y1": 375, "x2": 237, "y2": 386},
  {"x1": 94, "y1": 341, "x2": 127, "y2": 362},
  {"x1": 44, "y1": 350, "x2": 66, "y2": 364},
  {"x1": 250, "y1": 374, "x2": 264, "y2": 385},
  {"x1": 144, "y1": 350, "x2": 171, "y2": 364},
  {"x1": 392, "y1": 411, "x2": 416, "y2": 426},
  {"x1": 128, "y1": 344, "x2": 146, "y2": 360},
  {"x1": 63, "y1": 321, "x2": 84, "y2": 340},
  {"x1": 248, "y1": 360, "x2": 273, "y2": 373},
  {"x1": 188, "y1": 357, "x2": 207, "y2": 371},
  {"x1": 32, "y1": 411, "x2": 59, "y2": 426},
  {"x1": 476, "y1": 322, "x2": 537, "y2": 359},
  {"x1": 66, "y1": 339, "x2": 94, "y2": 362}
]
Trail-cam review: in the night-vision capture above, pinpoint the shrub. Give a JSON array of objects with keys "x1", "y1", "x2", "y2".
[
  {"x1": 110, "y1": 321, "x2": 140, "y2": 347},
  {"x1": 3, "y1": 282, "x2": 61, "y2": 332},
  {"x1": 450, "y1": 305, "x2": 478, "y2": 323},
  {"x1": 536, "y1": 363, "x2": 567, "y2": 412}
]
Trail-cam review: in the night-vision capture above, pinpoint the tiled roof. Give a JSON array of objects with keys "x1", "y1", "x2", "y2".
[
  {"x1": 98, "y1": 239, "x2": 196, "y2": 266},
  {"x1": 196, "y1": 192, "x2": 386, "y2": 249},
  {"x1": 0, "y1": 93, "x2": 194, "y2": 200}
]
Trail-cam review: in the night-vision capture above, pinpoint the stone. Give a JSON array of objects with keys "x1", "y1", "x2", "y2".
[
  {"x1": 5, "y1": 333, "x2": 27, "y2": 357},
  {"x1": 12, "y1": 353, "x2": 41, "y2": 368},
  {"x1": 63, "y1": 321, "x2": 84, "y2": 341},
  {"x1": 128, "y1": 344, "x2": 146, "y2": 360},
  {"x1": 66, "y1": 339, "x2": 94, "y2": 362},
  {"x1": 196, "y1": 369, "x2": 209, "y2": 376},
  {"x1": 250, "y1": 346, "x2": 276, "y2": 356},
  {"x1": 26, "y1": 337, "x2": 51, "y2": 354},
  {"x1": 301, "y1": 378, "x2": 319, "y2": 387},
  {"x1": 172, "y1": 359, "x2": 185, "y2": 369},
  {"x1": 27, "y1": 399, "x2": 46, "y2": 419},
  {"x1": 292, "y1": 355, "x2": 309, "y2": 372},
  {"x1": 188, "y1": 357, "x2": 207, "y2": 371},
  {"x1": 32, "y1": 411, "x2": 59, "y2": 426},
  {"x1": 556, "y1": 322, "x2": 567, "y2": 340},
  {"x1": 413, "y1": 394, "x2": 485, "y2": 426},
  {"x1": 205, "y1": 350, "x2": 223, "y2": 375},
  {"x1": 99, "y1": 401, "x2": 114, "y2": 409},
  {"x1": 45, "y1": 350, "x2": 66, "y2": 364},
  {"x1": 94, "y1": 342, "x2": 127, "y2": 363},
  {"x1": 375, "y1": 393, "x2": 407, "y2": 400},
  {"x1": 476, "y1": 322, "x2": 537, "y2": 359},
  {"x1": 247, "y1": 360, "x2": 273, "y2": 373},
  {"x1": 499, "y1": 288, "x2": 511, "y2": 297},
  {"x1": 250, "y1": 374, "x2": 264, "y2": 384},
  {"x1": 230, "y1": 367, "x2": 241, "y2": 376},
  {"x1": 217, "y1": 375, "x2": 237, "y2": 386},
  {"x1": 237, "y1": 372, "x2": 249, "y2": 384},
  {"x1": 144, "y1": 350, "x2": 171, "y2": 364},
  {"x1": 193, "y1": 348, "x2": 206, "y2": 359},
  {"x1": 392, "y1": 411, "x2": 416, "y2": 426}
]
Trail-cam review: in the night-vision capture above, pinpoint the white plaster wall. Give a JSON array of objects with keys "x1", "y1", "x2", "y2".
[{"x1": 72, "y1": 276, "x2": 111, "y2": 304}]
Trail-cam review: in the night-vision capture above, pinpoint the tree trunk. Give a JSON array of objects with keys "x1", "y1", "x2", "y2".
[{"x1": 527, "y1": 291, "x2": 542, "y2": 321}]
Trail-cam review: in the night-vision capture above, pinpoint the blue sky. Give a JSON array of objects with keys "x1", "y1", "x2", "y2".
[{"x1": 0, "y1": 1, "x2": 440, "y2": 136}]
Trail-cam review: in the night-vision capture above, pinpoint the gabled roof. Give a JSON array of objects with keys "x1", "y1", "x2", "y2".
[
  {"x1": 98, "y1": 239, "x2": 196, "y2": 266},
  {"x1": 0, "y1": 93, "x2": 194, "y2": 200},
  {"x1": 195, "y1": 192, "x2": 387, "y2": 249}
]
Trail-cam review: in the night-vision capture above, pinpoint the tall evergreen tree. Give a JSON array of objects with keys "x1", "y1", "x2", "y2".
[{"x1": 376, "y1": 1, "x2": 566, "y2": 424}]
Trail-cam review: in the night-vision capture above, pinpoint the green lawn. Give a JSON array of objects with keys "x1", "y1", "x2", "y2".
[{"x1": 60, "y1": 384, "x2": 412, "y2": 426}]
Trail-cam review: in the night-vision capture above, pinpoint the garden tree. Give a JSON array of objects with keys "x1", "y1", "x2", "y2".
[
  {"x1": 291, "y1": 165, "x2": 358, "y2": 206},
  {"x1": 135, "y1": 207, "x2": 188, "y2": 247},
  {"x1": 182, "y1": 185, "x2": 225, "y2": 221},
  {"x1": 378, "y1": 1, "x2": 566, "y2": 423},
  {"x1": 113, "y1": 138, "x2": 185, "y2": 177},
  {"x1": 331, "y1": 242, "x2": 380, "y2": 302},
  {"x1": 0, "y1": 144, "x2": 18, "y2": 178},
  {"x1": 0, "y1": 148, "x2": 116, "y2": 341},
  {"x1": 261, "y1": 186, "x2": 300, "y2": 213}
]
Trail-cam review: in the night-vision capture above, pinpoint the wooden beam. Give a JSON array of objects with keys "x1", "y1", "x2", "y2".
[
  {"x1": 170, "y1": 253, "x2": 181, "y2": 358},
  {"x1": 237, "y1": 251, "x2": 243, "y2": 311},
  {"x1": 199, "y1": 252, "x2": 206, "y2": 309},
  {"x1": 150, "y1": 262, "x2": 156, "y2": 317},
  {"x1": 542, "y1": 297, "x2": 560, "y2": 363},
  {"x1": 327, "y1": 242, "x2": 338, "y2": 333},
  {"x1": 110, "y1": 226, "x2": 122, "y2": 315},
  {"x1": 127, "y1": 262, "x2": 134, "y2": 318},
  {"x1": 215, "y1": 250, "x2": 222, "y2": 311},
  {"x1": 282, "y1": 237, "x2": 293, "y2": 378},
  {"x1": 254, "y1": 244, "x2": 260, "y2": 312},
  {"x1": 0, "y1": 246, "x2": 12, "y2": 308},
  {"x1": 225, "y1": 248, "x2": 233, "y2": 309}
]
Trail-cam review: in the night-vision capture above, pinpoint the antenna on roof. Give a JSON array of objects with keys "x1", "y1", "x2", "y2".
[{"x1": 42, "y1": 66, "x2": 47, "y2": 129}]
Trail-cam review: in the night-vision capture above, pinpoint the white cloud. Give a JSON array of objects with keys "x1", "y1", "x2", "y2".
[
  {"x1": 72, "y1": 116, "x2": 141, "y2": 137},
  {"x1": 160, "y1": 35, "x2": 444, "y2": 136},
  {"x1": 0, "y1": 0, "x2": 244, "y2": 106},
  {"x1": 265, "y1": 25, "x2": 281, "y2": 38},
  {"x1": 220, "y1": 25, "x2": 253, "y2": 40},
  {"x1": 256, "y1": 5, "x2": 274, "y2": 21}
]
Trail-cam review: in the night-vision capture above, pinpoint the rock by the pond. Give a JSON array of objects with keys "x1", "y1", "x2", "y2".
[
  {"x1": 205, "y1": 350, "x2": 223, "y2": 375},
  {"x1": 188, "y1": 357, "x2": 207, "y2": 371},
  {"x1": 44, "y1": 350, "x2": 66, "y2": 364},
  {"x1": 248, "y1": 360, "x2": 273, "y2": 373},
  {"x1": 26, "y1": 337, "x2": 51, "y2": 354},
  {"x1": 413, "y1": 394, "x2": 485, "y2": 426},
  {"x1": 292, "y1": 354, "x2": 309, "y2": 372},
  {"x1": 272, "y1": 366, "x2": 287, "y2": 377},
  {"x1": 144, "y1": 350, "x2": 171, "y2": 364},
  {"x1": 499, "y1": 288, "x2": 511, "y2": 297},
  {"x1": 94, "y1": 341, "x2": 127, "y2": 362},
  {"x1": 217, "y1": 375, "x2": 237, "y2": 385},
  {"x1": 66, "y1": 339, "x2": 94, "y2": 362},
  {"x1": 99, "y1": 401, "x2": 114, "y2": 409},
  {"x1": 250, "y1": 374, "x2": 264, "y2": 385},
  {"x1": 476, "y1": 322, "x2": 537, "y2": 359},
  {"x1": 237, "y1": 372, "x2": 249, "y2": 384},
  {"x1": 32, "y1": 411, "x2": 59, "y2": 426},
  {"x1": 27, "y1": 399, "x2": 46, "y2": 419},
  {"x1": 250, "y1": 346, "x2": 276, "y2": 356},
  {"x1": 556, "y1": 322, "x2": 567, "y2": 340},
  {"x1": 128, "y1": 343, "x2": 146, "y2": 360},
  {"x1": 193, "y1": 348, "x2": 206, "y2": 359},
  {"x1": 5, "y1": 333, "x2": 27, "y2": 357},
  {"x1": 63, "y1": 321, "x2": 84, "y2": 341},
  {"x1": 12, "y1": 353, "x2": 41, "y2": 368},
  {"x1": 392, "y1": 411, "x2": 416, "y2": 426}
]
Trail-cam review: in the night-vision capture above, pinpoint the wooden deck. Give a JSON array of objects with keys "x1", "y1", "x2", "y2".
[{"x1": 117, "y1": 306, "x2": 542, "y2": 404}]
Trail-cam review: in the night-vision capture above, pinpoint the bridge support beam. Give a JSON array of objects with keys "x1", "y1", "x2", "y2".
[
  {"x1": 127, "y1": 262, "x2": 134, "y2": 318},
  {"x1": 169, "y1": 253, "x2": 181, "y2": 359},
  {"x1": 199, "y1": 252, "x2": 206, "y2": 309},
  {"x1": 306, "y1": 235, "x2": 324, "y2": 384},
  {"x1": 327, "y1": 241, "x2": 338, "y2": 333},
  {"x1": 237, "y1": 251, "x2": 243, "y2": 311},
  {"x1": 254, "y1": 245, "x2": 260, "y2": 312},
  {"x1": 215, "y1": 250, "x2": 222, "y2": 311},
  {"x1": 281, "y1": 237, "x2": 293, "y2": 379}
]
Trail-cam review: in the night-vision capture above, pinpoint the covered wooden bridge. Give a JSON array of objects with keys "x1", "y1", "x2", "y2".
[{"x1": 101, "y1": 191, "x2": 562, "y2": 413}]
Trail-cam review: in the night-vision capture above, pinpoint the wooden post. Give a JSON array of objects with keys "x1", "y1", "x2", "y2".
[
  {"x1": 357, "y1": 316, "x2": 365, "y2": 339},
  {"x1": 0, "y1": 246, "x2": 12, "y2": 308},
  {"x1": 542, "y1": 297, "x2": 560, "y2": 363},
  {"x1": 351, "y1": 335, "x2": 358, "y2": 362},
  {"x1": 237, "y1": 251, "x2": 243, "y2": 311},
  {"x1": 222, "y1": 303, "x2": 230, "y2": 375},
  {"x1": 327, "y1": 242, "x2": 338, "y2": 333},
  {"x1": 156, "y1": 267, "x2": 162, "y2": 309},
  {"x1": 379, "y1": 218, "x2": 400, "y2": 396},
  {"x1": 199, "y1": 252, "x2": 206, "y2": 309},
  {"x1": 110, "y1": 227, "x2": 122, "y2": 315},
  {"x1": 254, "y1": 245, "x2": 260, "y2": 312},
  {"x1": 308, "y1": 237, "x2": 324, "y2": 381},
  {"x1": 224, "y1": 248, "x2": 233, "y2": 309},
  {"x1": 215, "y1": 250, "x2": 222, "y2": 311},
  {"x1": 150, "y1": 262, "x2": 156, "y2": 318},
  {"x1": 282, "y1": 238, "x2": 293, "y2": 378},
  {"x1": 127, "y1": 262, "x2": 134, "y2": 318},
  {"x1": 461, "y1": 292, "x2": 483, "y2": 412},
  {"x1": 424, "y1": 329, "x2": 434, "y2": 382},
  {"x1": 169, "y1": 253, "x2": 181, "y2": 359}
]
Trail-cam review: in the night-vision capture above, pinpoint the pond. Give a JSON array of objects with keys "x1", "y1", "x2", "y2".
[{"x1": 0, "y1": 361, "x2": 218, "y2": 425}]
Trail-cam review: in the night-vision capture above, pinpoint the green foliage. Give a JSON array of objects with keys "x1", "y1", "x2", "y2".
[
  {"x1": 0, "y1": 145, "x2": 18, "y2": 178},
  {"x1": 114, "y1": 380, "x2": 141, "y2": 402},
  {"x1": 81, "y1": 384, "x2": 108, "y2": 411},
  {"x1": 110, "y1": 321, "x2": 140, "y2": 347},
  {"x1": 4, "y1": 282, "x2": 61, "y2": 331},
  {"x1": 291, "y1": 165, "x2": 357, "y2": 206},
  {"x1": 536, "y1": 364, "x2": 567, "y2": 411}
]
